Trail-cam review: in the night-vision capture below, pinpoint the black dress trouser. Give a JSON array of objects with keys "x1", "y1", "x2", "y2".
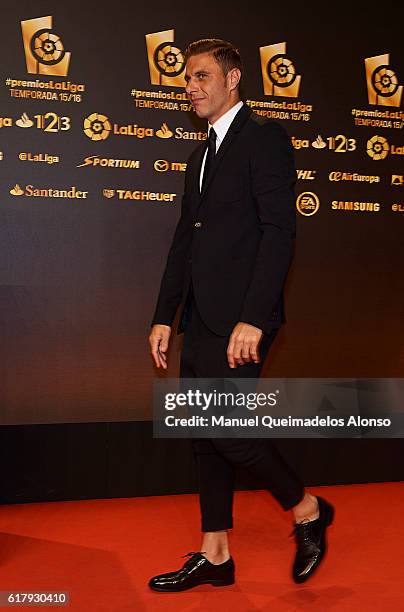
[{"x1": 179, "y1": 283, "x2": 305, "y2": 532}]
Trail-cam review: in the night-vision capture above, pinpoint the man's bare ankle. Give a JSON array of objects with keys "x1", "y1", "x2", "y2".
[
  {"x1": 293, "y1": 495, "x2": 319, "y2": 523},
  {"x1": 202, "y1": 551, "x2": 231, "y2": 565}
]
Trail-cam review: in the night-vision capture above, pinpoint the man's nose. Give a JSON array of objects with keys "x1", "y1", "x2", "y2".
[{"x1": 185, "y1": 79, "x2": 198, "y2": 96}]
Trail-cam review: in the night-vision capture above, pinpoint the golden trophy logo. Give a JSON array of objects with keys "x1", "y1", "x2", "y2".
[
  {"x1": 367, "y1": 135, "x2": 389, "y2": 160},
  {"x1": 296, "y1": 192, "x2": 320, "y2": 216},
  {"x1": 259, "y1": 42, "x2": 301, "y2": 97},
  {"x1": 365, "y1": 53, "x2": 402, "y2": 107},
  {"x1": 145, "y1": 29, "x2": 185, "y2": 87},
  {"x1": 84, "y1": 113, "x2": 112, "y2": 141},
  {"x1": 103, "y1": 189, "x2": 115, "y2": 199},
  {"x1": 21, "y1": 16, "x2": 71, "y2": 76},
  {"x1": 312, "y1": 135, "x2": 326, "y2": 149},
  {"x1": 16, "y1": 112, "x2": 34, "y2": 128},
  {"x1": 156, "y1": 123, "x2": 173, "y2": 139},
  {"x1": 10, "y1": 184, "x2": 24, "y2": 196},
  {"x1": 391, "y1": 175, "x2": 403, "y2": 186}
]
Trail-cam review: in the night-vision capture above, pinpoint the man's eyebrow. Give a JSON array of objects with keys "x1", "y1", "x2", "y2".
[{"x1": 184, "y1": 70, "x2": 209, "y2": 81}]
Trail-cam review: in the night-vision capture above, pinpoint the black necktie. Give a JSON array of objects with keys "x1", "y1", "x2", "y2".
[{"x1": 201, "y1": 127, "x2": 217, "y2": 191}]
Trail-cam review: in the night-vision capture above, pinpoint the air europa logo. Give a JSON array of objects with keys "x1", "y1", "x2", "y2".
[
  {"x1": 10, "y1": 183, "x2": 88, "y2": 198},
  {"x1": 329, "y1": 172, "x2": 380, "y2": 183}
]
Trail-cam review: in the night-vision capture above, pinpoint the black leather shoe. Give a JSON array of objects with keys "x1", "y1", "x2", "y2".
[
  {"x1": 292, "y1": 496, "x2": 334, "y2": 583},
  {"x1": 148, "y1": 552, "x2": 235, "y2": 592}
]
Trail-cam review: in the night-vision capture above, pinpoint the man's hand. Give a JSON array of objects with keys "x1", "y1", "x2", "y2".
[
  {"x1": 227, "y1": 322, "x2": 263, "y2": 368},
  {"x1": 149, "y1": 324, "x2": 171, "y2": 369}
]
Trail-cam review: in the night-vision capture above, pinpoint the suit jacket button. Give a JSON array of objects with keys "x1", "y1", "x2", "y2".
[{"x1": 194, "y1": 221, "x2": 202, "y2": 228}]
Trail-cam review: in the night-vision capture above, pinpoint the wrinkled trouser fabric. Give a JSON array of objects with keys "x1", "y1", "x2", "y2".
[{"x1": 179, "y1": 283, "x2": 304, "y2": 531}]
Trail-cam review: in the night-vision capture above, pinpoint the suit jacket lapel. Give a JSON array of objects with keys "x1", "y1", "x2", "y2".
[
  {"x1": 197, "y1": 104, "x2": 252, "y2": 206},
  {"x1": 188, "y1": 104, "x2": 252, "y2": 209}
]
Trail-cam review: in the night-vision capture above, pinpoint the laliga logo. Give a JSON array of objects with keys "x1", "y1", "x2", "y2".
[
  {"x1": 21, "y1": 16, "x2": 71, "y2": 76},
  {"x1": 259, "y1": 42, "x2": 301, "y2": 98},
  {"x1": 84, "y1": 113, "x2": 112, "y2": 141},
  {"x1": 145, "y1": 29, "x2": 185, "y2": 87},
  {"x1": 366, "y1": 135, "x2": 403, "y2": 160},
  {"x1": 365, "y1": 53, "x2": 402, "y2": 107},
  {"x1": 366, "y1": 135, "x2": 389, "y2": 160}
]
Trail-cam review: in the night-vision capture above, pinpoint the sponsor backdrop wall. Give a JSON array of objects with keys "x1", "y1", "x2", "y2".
[{"x1": 1, "y1": 1, "x2": 403, "y2": 501}]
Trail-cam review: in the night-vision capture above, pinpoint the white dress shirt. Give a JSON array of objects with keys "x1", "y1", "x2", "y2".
[{"x1": 199, "y1": 100, "x2": 244, "y2": 192}]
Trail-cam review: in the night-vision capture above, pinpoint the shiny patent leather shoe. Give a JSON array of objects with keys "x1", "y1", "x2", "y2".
[
  {"x1": 291, "y1": 496, "x2": 334, "y2": 583},
  {"x1": 148, "y1": 552, "x2": 235, "y2": 592}
]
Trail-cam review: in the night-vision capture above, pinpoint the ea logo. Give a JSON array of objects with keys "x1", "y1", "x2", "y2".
[{"x1": 296, "y1": 192, "x2": 320, "y2": 216}]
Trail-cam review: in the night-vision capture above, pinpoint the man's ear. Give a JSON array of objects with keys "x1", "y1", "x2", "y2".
[{"x1": 227, "y1": 67, "x2": 241, "y2": 92}]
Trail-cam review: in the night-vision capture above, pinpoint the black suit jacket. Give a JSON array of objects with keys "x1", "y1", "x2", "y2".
[{"x1": 151, "y1": 103, "x2": 296, "y2": 337}]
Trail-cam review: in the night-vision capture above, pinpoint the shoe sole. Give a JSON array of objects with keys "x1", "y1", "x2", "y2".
[{"x1": 149, "y1": 577, "x2": 235, "y2": 592}]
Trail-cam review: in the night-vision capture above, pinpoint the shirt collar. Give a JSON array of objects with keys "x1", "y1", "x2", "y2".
[{"x1": 208, "y1": 100, "x2": 244, "y2": 144}]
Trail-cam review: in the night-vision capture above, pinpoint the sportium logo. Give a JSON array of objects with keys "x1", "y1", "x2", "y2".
[
  {"x1": 145, "y1": 29, "x2": 185, "y2": 87},
  {"x1": 21, "y1": 16, "x2": 71, "y2": 76},
  {"x1": 259, "y1": 42, "x2": 301, "y2": 97},
  {"x1": 77, "y1": 155, "x2": 140, "y2": 169},
  {"x1": 296, "y1": 192, "x2": 320, "y2": 216},
  {"x1": 365, "y1": 53, "x2": 402, "y2": 107}
]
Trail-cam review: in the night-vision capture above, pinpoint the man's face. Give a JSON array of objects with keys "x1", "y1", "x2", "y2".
[{"x1": 185, "y1": 52, "x2": 239, "y2": 124}]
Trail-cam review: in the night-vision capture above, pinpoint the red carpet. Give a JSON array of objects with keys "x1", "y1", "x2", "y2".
[{"x1": 0, "y1": 482, "x2": 402, "y2": 611}]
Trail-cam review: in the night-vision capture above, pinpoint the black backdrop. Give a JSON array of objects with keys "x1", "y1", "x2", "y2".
[{"x1": 0, "y1": 1, "x2": 403, "y2": 502}]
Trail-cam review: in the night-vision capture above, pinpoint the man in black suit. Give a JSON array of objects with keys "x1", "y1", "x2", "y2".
[{"x1": 148, "y1": 39, "x2": 334, "y2": 591}]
